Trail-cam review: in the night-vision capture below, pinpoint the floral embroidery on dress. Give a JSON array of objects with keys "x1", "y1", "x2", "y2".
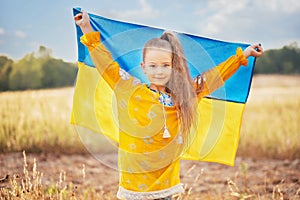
[
  {"x1": 158, "y1": 93, "x2": 174, "y2": 107},
  {"x1": 119, "y1": 68, "x2": 131, "y2": 80},
  {"x1": 148, "y1": 87, "x2": 174, "y2": 107},
  {"x1": 119, "y1": 68, "x2": 141, "y2": 85}
]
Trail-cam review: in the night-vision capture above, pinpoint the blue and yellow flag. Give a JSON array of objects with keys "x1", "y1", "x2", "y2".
[{"x1": 71, "y1": 8, "x2": 256, "y2": 166}]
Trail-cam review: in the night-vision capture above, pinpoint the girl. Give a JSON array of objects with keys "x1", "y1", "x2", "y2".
[{"x1": 74, "y1": 11, "x2": 263, "y2": 200}]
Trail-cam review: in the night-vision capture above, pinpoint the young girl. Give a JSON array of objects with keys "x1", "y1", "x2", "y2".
[{"x1": 74, "y1": 11, "x2": 263, "y2": 200}]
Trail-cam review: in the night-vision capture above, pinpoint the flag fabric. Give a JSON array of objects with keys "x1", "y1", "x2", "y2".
[{"x1": 71, "y1": 8, "x2": 256, "y2": 166}]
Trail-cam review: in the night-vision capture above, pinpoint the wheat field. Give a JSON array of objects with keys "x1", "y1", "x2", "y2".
[
  {"x1": 239, "y1": 75, "x2": 300, "y2": 159},
  {"x1": 0, "y1": 87, "x2": 86, "y2": 154}
]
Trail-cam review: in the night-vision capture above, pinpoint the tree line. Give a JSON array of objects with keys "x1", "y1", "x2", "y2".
[
  {"x1": 0, "y1": 43, "x2": 299, "y2": 91},
  {"x1": 0, "y1": 46, "x2": 77, "y2": 91},
  {"x1": 254, "y1": 42, "x2": 300, "y2": 74}
]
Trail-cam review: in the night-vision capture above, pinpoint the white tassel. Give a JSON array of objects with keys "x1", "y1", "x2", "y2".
[
  {"x1": 162, "y1": 126, "x2": 171, "y2": 138},
  {"x1": 178, "y1": 134, "x2": 183, "y2": 144}
]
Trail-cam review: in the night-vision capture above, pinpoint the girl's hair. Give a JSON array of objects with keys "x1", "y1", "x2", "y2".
[{"x1": 142, "y1": 31, "x2": 197, "y2": 134}]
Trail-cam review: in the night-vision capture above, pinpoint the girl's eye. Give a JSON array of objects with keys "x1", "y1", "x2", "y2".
[{"x1": 146, "y1": 64, "x2": 171, "y2": 68}]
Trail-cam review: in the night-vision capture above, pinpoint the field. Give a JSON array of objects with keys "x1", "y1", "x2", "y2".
[
  {"x1": 0, "y1": 75, "x2": 300, "y2": 199},
  {"x1": 239, "y1": 75, "x2": 300, "y2": 160}
]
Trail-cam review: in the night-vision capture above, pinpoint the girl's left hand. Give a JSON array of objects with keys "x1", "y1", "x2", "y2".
[{"x1": 243, "y1": 44, "x2": 264, "y2": 58}]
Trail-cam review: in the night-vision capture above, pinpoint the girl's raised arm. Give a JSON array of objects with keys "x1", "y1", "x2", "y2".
[
  {"x1": 194, "y1": 45, "x2": 264, "y2": 99},
  {"x1": 74, "y1": 11, "x2": 140, "y2": 89}
]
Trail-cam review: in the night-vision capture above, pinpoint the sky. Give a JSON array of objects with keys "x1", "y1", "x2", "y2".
[{"x1": 0, "y1": 0, "x2": 300, "y2": 62}]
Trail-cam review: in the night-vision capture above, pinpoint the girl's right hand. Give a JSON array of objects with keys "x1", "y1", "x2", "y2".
[{"x1": 74, "y1": 11, "x2": 93, "y2": 34}]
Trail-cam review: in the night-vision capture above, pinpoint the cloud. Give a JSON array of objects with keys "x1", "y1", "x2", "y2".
[
  {"x1": 108, "y1": 0, "x2": 161, "y2": 20},
  {"x1": 254, "y1": 0, "x2": 300, "y2": 14},
  {"x1": 192, "y1": 0, "x2": 300, "y2": 48},
  {"x1": 15, "y1": 30, "x2": 27, "y2": 39},
  {"x1": 195, "y1": 1, "x2": 249, "y2": 36},
  {"x1": 0, "y1": 28, "x2": 5, "y2": 35}
]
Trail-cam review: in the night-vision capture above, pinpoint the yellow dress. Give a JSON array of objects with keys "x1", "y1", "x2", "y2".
[{"x1": 77, "y1": 32, "x2": 248, "y2": 199}]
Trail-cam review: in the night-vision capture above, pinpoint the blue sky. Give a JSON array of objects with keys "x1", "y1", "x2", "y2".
[{"x1": 1, "y1": 0, "x2": 299, "y2": 62}]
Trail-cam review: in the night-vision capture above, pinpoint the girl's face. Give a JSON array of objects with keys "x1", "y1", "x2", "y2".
[{"x1": 141, "y1": 48, "x2": 172, "y2": 89}]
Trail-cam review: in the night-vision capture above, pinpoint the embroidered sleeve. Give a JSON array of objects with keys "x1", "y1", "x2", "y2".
[{"x1": 194, "y1": 47, "x2": 248, "y2": 99}]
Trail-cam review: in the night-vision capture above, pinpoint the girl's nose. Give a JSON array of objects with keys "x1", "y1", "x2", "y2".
[{"x1": 156, "y1": 66, "x2": 164, "y2": 74}]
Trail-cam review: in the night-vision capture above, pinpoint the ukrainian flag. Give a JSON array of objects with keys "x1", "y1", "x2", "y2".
[{"x1": 71, "y1": 8, "x2": 256, "y2": 166}]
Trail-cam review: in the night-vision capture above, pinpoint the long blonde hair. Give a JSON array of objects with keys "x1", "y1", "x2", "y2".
[{"x1": 142, "y1": 31, "x2": 197, "y2": 134}]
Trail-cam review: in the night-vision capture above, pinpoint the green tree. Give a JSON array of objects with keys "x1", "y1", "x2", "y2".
[
  {"x1": 9, "y1": 53, "x2": 43, "y2": 90},
  {"x1": 8, "y1": 46, "x2": 77, "y2": 90},
  {"x1": 0, "y1": 56, "x2": 13, "y2": 91},
  {"x1": 255, "y1": 42, "x2": 300, "y2": 74},
  {"x1": 41, "y1": 58, "x2": 77, "y2": 88}
]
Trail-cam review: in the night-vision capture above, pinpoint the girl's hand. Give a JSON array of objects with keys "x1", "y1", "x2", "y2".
[
  {"x1": 74, "y1": 11, "x2": 93, "y2": 34},
  {"x1": 243, "y1": 44, "x2": 264, "y2": 58}
]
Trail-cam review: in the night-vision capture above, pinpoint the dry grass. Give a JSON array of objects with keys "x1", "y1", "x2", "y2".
[
  {"x1": 0, "y1": 151, "x2": 116, "y2": 199},
  {"x1": 238, "y1": 75, "x2": 300, "y2": 159},
  {"x1": 0, "y1": 87, "x2": 86, "y2": 154},
  {"x1": 1, "y1": 151, "x2": 299, "y2": 199}
]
